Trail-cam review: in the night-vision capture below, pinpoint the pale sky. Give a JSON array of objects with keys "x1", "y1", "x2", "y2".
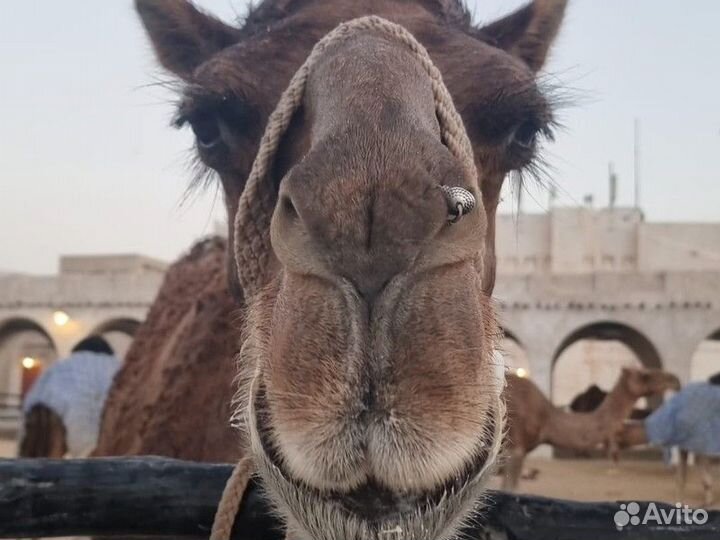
[{"x1": 1, "y1": 1, "x2": 718, "y2": 274}]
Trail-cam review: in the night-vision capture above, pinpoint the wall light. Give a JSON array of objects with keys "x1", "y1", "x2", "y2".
[
  {"x1": 515, "y1": 367, "x2": 529, "y2": 379},
  {"x1": 21, "y1": 357, "x2": 38, "y2": 370},
  {"x1": 53, "y1": 310, "x2": 70, "y2": 326}
]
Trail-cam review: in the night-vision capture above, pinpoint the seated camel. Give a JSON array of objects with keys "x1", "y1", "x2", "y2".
[
  {"x1": 619, "y1": 377, "x2": 720, "y2": 506},
  {"x1": 502, "y1": 367, "x2": 680, "y2": 491}
]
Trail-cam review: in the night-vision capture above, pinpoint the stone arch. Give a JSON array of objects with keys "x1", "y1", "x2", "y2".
[
  {"x1": 0, "y1": 317, "x2": 55, "y2": 347},
  {"x1": 499, "y1": 328, "x2": 531, "y2": 378},
  {"x1": 0, "y1": 318, "x2": 58, "y2": 422},
  {"x1": 689, "y1": 327, "x2": 720, "y2": 382},
  {"x1": 551, "y1": 321, "x2": 662, "y2": 406},
  {"x1": 92, "y1": 318, "x2": 141, "y2": 336},
  {"x1": 90, "y1": 317, "x2": 142, "y2": 361}
]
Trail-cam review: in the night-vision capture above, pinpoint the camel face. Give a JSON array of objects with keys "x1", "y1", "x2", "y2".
[
  {"x1": 136, "y1": 0, "x2": 567, "y2": 538},
  {"x1": 621, "y1": 367, "x2": 681, "y2": 398}
]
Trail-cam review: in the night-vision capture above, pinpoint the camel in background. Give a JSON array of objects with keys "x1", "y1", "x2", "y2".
[
  {"x1": 94, "y1": 237, "x2": 241, "y2": 462},
  {"x1": 502, "y1": 367, "x2": 680, "y2": 491},
  {"x1": 570, "y1": 383, "x2": 653, "y2": 420},
  {"x1": 19, "y1": 405, "x2": 67, "y2": 458}
]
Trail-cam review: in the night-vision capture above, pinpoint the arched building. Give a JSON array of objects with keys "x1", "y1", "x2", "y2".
[
  {"x1": 495, "y1": 206, "x2": 720, "y2": 402},
  {"x1": 0, "y1": 254, "x2": 164, "y2": 436}
]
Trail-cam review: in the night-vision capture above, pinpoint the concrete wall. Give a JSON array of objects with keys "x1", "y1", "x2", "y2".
[
  {"x1": 639, "y1": 223, "x2": 720, "y2": 272},
  {"x1": 497, "y1": 207, "x2": 720, "y2": 275}
]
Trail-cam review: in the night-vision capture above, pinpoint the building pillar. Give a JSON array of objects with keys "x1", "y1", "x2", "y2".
[{"x1": 525, "y1": 337, "x2": 557, "y2": 397}]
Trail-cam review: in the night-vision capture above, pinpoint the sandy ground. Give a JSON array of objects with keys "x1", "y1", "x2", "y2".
[{"x1": 487, "y1": 456, "x2": 720, "y2": 510}]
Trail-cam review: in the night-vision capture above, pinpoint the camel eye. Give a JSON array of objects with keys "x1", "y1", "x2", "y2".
[
  {"x1": 189, "y1": 110, "x2": 223, "y2": 149},
  {"x1": 510, "y1": 120, "x2": 539, "y2": 149}
]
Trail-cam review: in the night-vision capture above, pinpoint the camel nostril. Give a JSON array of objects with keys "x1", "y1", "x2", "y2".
[{"x1": 282, "y1": 195, "x2": 298, "y2": 219}]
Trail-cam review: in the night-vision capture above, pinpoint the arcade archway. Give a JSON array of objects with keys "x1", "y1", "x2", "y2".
[
  {"x1": 551, "y1": 321, "x2": 662, "y2": 406},
  {"x1": 689, "y1": 328, "x2": 720, "y2": 383},
  {"x1": 91, "y1": 318, "x2": 142, "y2": 360},
  {"x1": 0, "y1": 318, "x2": 58, "y2": 428}
]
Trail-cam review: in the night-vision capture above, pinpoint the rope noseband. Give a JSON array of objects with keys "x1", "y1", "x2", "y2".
[{"x1": 232, "y1": 14, "x2": 479, "y2": 299}]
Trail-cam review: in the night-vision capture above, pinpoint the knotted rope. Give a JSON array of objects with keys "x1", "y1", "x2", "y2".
[
  {"x1": 209, "y1": 456, "x2": 253, "y2": 540},
  {"x1": 217, "y1": 15, "x2": 482, "y2": 540}
]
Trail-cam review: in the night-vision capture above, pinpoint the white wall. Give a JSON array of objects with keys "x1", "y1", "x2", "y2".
[{"x1": 496, "y1": 207, "x2": 720, "y2": 275}]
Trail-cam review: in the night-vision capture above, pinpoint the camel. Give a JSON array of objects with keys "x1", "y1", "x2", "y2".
[
  {"x1": 98, "y1": 1, "x2": 572, "y2": 538},
  {"x1": 19, "y1": 405, "x2": 67, "y2": 458},
  {"x1": 618, "y1": 379, "x2": 720, "y2": 507},
  {"x1": 94, "y1": 236, "x2": 242, "y2": 462},
  {"x1": 502, "y1": 367, "x2": 681, "y2": 491},
  {"x1": 570, "y1": 383, "x2": 652, "y2": 420}
]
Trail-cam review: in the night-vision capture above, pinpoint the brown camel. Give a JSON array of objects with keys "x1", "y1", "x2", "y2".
[
  {"x1": 502, "y1": 367, "x2": 681, "y2": 491},
  {"x1": 98, "y1": 1, "x2": 571, "y2": 538},
  {"x1": 570, "y1": 383, "x2": 653, "y2": 420},
  {"x1": 95, "y1": 236, "x2": 242, "y2": 461},
  {"x1": 19, "y1": 405, "x2": 67, "y2": 458}
]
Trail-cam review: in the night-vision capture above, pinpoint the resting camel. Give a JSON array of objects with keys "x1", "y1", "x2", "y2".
[
  {"x1": 618, "y1": 377, "x2": 720, "y2": 507},
  {"x1": 502, "y1": 367, "x2": 680, "y2": 491},
  {"x1": 99, "y1": 0, "x2": 572, "y2": 538}
]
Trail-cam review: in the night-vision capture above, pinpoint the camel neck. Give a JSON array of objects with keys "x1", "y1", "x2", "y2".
[{"x1": 595, "y1": 377, "x2": 636, "y2": 421}]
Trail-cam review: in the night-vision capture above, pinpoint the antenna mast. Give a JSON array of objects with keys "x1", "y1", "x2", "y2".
[{"x1": 634, "y1": 118, "x2": 641, "y2": 209}]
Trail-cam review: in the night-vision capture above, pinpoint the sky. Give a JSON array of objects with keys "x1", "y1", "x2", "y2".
[{"x1": 1, "y1": 0, "x2": 718, "y2": 274}]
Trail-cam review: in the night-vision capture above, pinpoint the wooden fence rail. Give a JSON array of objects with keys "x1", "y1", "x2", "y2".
[{"x1": 1, "y1": 457, "x2": 719, "y2": 539}]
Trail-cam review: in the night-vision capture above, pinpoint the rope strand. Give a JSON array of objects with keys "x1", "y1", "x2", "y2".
[{"x1": 210, "y1": 456, "x2": 254, "y2": 540}]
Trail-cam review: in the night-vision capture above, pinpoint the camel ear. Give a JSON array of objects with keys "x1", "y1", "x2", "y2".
[
  {"x1": 476, "y1": 0, "x2": 568, "y2": 72},
  {"x1": 135, "y1": 0, "x2": 241, "y2": 79}
]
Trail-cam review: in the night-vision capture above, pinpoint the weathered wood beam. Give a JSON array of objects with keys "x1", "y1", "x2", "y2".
[{"x1": 1, "y1": 458, "x2": 719, "y2": 539}]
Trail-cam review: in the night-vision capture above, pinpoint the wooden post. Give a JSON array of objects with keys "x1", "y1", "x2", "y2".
[{"x1": 1, "y1": 458, "x2": 719, "y2": 539}]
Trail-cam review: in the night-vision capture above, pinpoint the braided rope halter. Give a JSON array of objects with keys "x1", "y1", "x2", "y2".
[
  {"x1": 232, "y1": 15, "x2": 479, "y2": 299},
  {"x1": 214, "y1": 15, "x2": 502, "y2": 540}
]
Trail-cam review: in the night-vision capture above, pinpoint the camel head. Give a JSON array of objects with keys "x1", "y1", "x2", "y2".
[
  {"x1": 136, "y1": 1, "x2": 567, "y2": 538},
  {"x1": 620, "y1": 367, "x2": 681, "y2": 399}
]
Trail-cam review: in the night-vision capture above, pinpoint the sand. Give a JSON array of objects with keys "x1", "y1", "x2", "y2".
[{"x1": 487, "y1": 456, "x2": 720, "y2": 510}]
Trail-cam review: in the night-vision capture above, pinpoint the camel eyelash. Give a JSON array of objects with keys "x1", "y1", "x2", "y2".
[{"x1": 173, "y1": 91, "x2": 259, "y2": 139}]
